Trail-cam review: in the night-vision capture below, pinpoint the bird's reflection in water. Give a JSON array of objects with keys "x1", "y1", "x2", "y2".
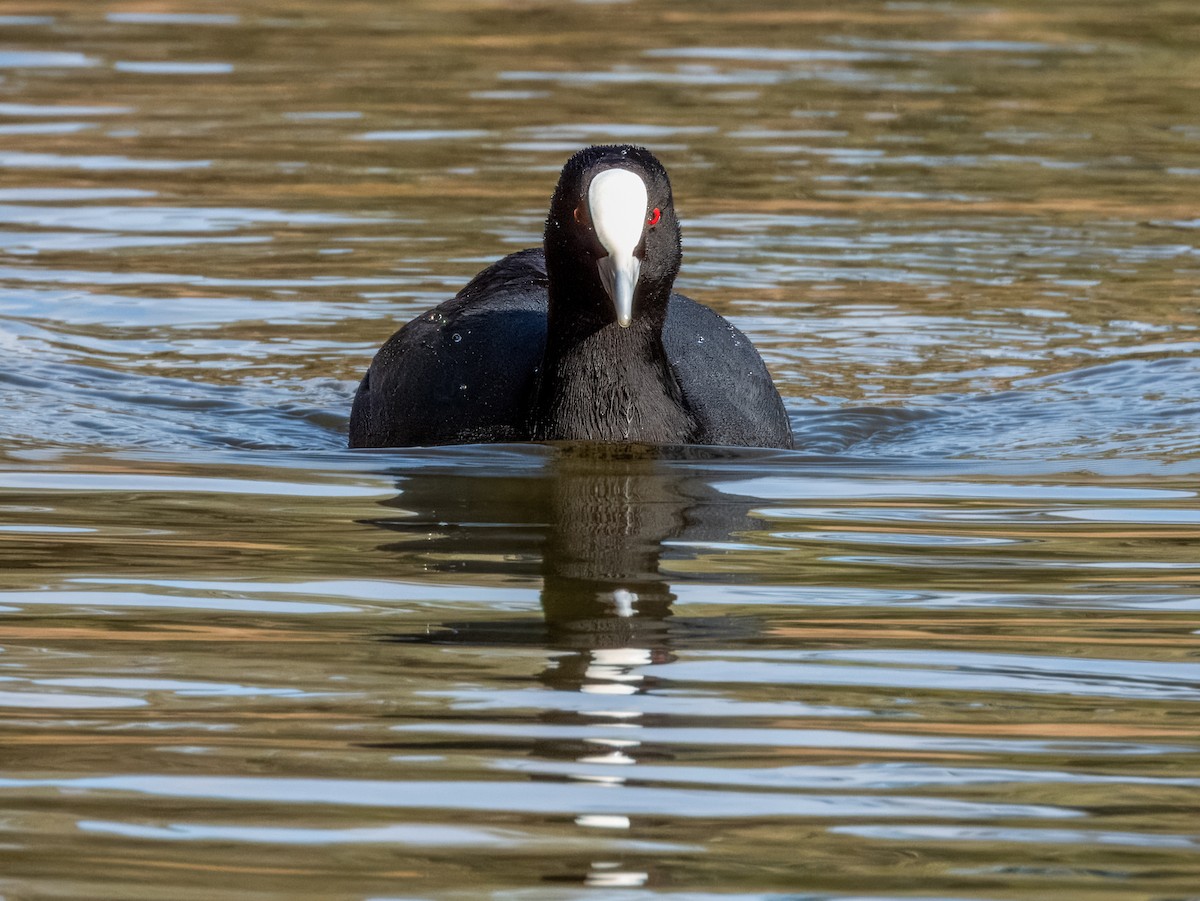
[
  {"x1": 370, "y1": 443, "x2": 767, "y2": 670},
  {"x1": 368, "y1": 445, "x2": 769, "y2": 882}
]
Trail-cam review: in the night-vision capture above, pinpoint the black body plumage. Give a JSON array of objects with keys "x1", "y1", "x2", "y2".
[{"x1": 349, "y1": 145, "x2": 793, "y2": 449}]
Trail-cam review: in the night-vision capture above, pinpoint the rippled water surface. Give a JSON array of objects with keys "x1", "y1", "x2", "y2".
[{"x1": 1, "y1": 2, "x2": 1198, "y2": 899}]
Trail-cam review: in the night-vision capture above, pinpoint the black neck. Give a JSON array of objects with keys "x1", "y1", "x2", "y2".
[{"x1": 533, "y1": 286, "x2": 695, "y2": 444}]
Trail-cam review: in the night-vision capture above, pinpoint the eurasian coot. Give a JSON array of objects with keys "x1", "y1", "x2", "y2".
[{"x1": 349, "y1": 145, "x2": 793, "y2": 449}]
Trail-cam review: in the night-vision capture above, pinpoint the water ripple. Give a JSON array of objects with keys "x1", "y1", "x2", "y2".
[{"x1": 0, "y1": 775, "x2": 1081, "y2": 820}]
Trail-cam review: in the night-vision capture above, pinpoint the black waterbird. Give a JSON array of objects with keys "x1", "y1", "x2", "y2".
[{"x1": 349, "y1": 145, "x2": 792, "y2": 449}]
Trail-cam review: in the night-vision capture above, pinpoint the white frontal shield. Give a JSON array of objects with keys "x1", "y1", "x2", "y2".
[{"x1": 588, "y1": 168, "x2": 648, "y2": 327}]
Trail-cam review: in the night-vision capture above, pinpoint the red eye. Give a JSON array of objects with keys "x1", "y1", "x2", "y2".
[{"x1": 647, "y1": 207, "x2": 661, "y2": 227}]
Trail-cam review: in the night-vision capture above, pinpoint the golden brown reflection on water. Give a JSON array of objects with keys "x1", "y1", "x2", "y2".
[{"x1": 0, "y1": 0, "x2": 1199, "y2": 898}]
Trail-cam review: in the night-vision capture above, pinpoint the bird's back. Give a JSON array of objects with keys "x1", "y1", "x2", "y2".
[
  {"x1": 664, "y1": 295, "x2": 793, "y2": 449},
  {"x1": 349, "y1": 248, "x2": 792, "y2": 449},
  {"x1": 348, "y1": 250, "x2": 549, "y2": 447}
]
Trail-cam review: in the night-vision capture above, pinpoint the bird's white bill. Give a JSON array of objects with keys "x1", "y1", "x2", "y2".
[{"x1": 589, "y1": 168, "x2": 647, "y2": 328}]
